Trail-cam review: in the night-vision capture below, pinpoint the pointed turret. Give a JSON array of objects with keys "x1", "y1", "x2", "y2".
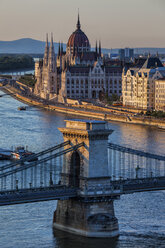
[
  {"x1": 95, "y1": 41, "x2": 98, "y2": 54},
  {"x1": 61, "y1": 42, "x2": 63, "y2": 55},
  {"x1": 99, "y1": 40, "x2": 101, "y2": 57},
  {"x1": 43, "y1": 33, "x2": 49, "y2": 66},
  {"x1": 48, "y1": 33, "x2": 56, "y2": 72},
  {"x1": 77, "y1": 11, "x2": 81, "y2": 30}
]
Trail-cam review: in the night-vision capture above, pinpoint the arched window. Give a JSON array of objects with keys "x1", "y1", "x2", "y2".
[{"x1": 69, "y1": 151, "x2": 80, "y2": 187}]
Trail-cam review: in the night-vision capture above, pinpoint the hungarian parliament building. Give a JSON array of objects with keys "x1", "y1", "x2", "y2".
[{"x1": 34, "y1": 15, "x2": 122, "y2": 102}]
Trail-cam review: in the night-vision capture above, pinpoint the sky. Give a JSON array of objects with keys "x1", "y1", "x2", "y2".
[{"x1": 0, "y1": 0, "x2": 165, "y2": 48}]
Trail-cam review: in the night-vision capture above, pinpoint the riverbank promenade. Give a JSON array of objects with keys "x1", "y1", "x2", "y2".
[{"x1": 1, "y1": 79, "x2": 165, "y2": 130}]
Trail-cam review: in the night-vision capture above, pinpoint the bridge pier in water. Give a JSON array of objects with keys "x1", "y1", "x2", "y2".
[{"x1": 53, "y1": 120, "x2": 119, "y2": 238}]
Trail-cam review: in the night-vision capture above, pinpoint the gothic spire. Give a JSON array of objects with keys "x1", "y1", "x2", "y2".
[
  {"x1": 77, "y1": 10, "x2": 81, "y2": 30},
  {"x1": 43, "y1": 33, "x2": 49, "y2": 66},
  {"x1": 50, "y1": 33, "x2": 54, "y2": 49},
  {"x1": 61, "y1": 42, "x2": 63, "y2": 55},
  {"x1": 99, "y1": 40, "x2": 101, "y2": 57},
  {"x1": 95, "y1": 41, "x2": 98, "y2": 54},
  {"x1": 48, "y1": 33, "x2": 56, "y2": 72}
]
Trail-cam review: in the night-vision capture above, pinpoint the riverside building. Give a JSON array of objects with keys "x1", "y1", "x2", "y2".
[
  {"x1": 155, "y1": 78, "x2": 165, "y2": 112},
  {"x1": 122, "y1": 56, "x2": 165, "y2": 111},
  {"x1": 34, "y1": 14, "x2": 122, "y2": 102}
]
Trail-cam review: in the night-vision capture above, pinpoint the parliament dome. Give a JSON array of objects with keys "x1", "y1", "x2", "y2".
[{"x1": 67, "y1": 14, "x2": 90, "y2": 53}]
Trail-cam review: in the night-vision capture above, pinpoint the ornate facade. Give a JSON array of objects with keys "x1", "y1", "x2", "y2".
[
  {"x1": 155, "y1": 78, "x2": 165, "y2": 112},
  {"x1": 34, "y1": 15, "x2": 122, "y2": 102},
  {"x1": 122, "y1": 57, "x2": 165, "y2": 110}
]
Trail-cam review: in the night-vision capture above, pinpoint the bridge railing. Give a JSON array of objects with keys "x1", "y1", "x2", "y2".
[
  {"x1": 78, "y1": 176, "x2": 165, "y2": 198},
  {"x1": 108, "y1": 143, "x2": 165, "y2": 181}
]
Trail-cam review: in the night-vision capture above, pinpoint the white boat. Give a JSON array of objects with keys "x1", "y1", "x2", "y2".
[
  {"x1": 18, "y1": 106, "x2": 26, "y2": 111},
  {"x1": 11, "y1": 146, "x2": 37, "y2": 161}
]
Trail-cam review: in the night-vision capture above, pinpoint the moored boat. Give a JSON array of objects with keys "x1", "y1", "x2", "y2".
[
  {"x1": 11, "y1": 146, "x2": 37, "y2": 161},
  {"x1": 18, "y1": 106, "x2": 26, "y2": 111}
]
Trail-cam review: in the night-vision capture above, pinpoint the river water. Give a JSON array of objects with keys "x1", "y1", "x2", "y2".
[
  {"x1": 0, "y1": 91, "x2": 165, "y2": 248},
  {"x1": 0, "y1": 69, "x2": 34, "y2": 76}
]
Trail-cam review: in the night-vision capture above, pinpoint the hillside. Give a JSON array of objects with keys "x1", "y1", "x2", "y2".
[
  {"x1": 0, "y1": 38, "x2": 61, "y2": 54},
  {"x1": 0, "y1": 38, "x2": 165, "y2": 55}
]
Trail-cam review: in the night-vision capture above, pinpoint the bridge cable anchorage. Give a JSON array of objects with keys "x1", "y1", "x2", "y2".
[{"x1": 0, "y1": 141, "x2": 70, "y2": 173}]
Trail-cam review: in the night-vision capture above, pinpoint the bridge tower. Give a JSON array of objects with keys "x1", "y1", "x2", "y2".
[{"x1": 53, "y1": 119, "x2": 119, "y2": 238}]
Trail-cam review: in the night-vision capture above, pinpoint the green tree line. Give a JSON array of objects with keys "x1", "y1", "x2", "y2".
[{"x1": 0, "y1": 55, "x2": 34, "y2": 71}]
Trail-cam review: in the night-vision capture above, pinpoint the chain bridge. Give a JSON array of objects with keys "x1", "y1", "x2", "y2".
[{"x1": 0, "y1": 119, "x2": 165, "y2": 237}]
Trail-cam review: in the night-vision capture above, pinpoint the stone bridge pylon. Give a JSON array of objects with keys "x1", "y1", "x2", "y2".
[{"x1": 53, "y1": 119, "x2": 119, "y2": 238}]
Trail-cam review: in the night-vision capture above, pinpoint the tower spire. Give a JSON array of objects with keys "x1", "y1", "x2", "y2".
[
  {"x1": 43, "y1": 33, "x2": 49, "y2": 66},
  {"x1": 95, "y1": 40, "x2": 98, "y2": 54},
  {"x1": 61, "y1": 42, "x2": 63, "y2": 55},
  {"x1": 99, "y1": 40, "x2": 101, "y2": 57},
  {"x1": 48, "y1": 33, "x2": 56, "y2": 72},
  {"x1": 77, "y1": 10, "x2": 81, "y2": 29}
]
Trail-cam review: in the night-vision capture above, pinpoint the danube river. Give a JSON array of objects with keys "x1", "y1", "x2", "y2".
[{"x1": 0, "y1": 91, "x2": 165, "y2": 248}]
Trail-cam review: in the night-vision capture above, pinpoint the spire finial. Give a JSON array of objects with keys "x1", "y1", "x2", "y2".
[
  {"x1": 99, "y1": 40, "x2": 101, "y2": 57},
  {"x1": 51, "y1": 32, "x2": 53, "y2": 44},
  {"x1": 77, "y1": 9, "x2": 81, "y2": 29},
  {"x1": 43, "y1": 33, "x2": 49, "y2": 66},
  {"x1": 46, "y1": 33, "x2": 48, "y2": 44},
  {"x1": 95, "y1": 40, "x2": 98, "y2": 54}
]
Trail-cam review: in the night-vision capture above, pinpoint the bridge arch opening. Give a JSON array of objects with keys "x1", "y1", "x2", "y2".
[{"x1": 69, "y1": 151, "x2": 80, "y2": 188}]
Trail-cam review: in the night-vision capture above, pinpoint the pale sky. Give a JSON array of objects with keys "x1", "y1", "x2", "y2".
[{"x1": 0, "y1": 0, "x2": 165, "y2": 48}]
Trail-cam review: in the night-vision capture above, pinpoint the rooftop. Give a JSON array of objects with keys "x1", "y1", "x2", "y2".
[{"x1": 142, "y1": 57, "x2": 163, "y2": 69}]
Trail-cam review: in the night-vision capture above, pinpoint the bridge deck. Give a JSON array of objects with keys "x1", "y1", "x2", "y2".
[
  {"x1": 0, "y1": 177, "x2": 165, "y2": 206},
  {"x1": 0, "y1": 186, "x2": 77, "y2": 206}
]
